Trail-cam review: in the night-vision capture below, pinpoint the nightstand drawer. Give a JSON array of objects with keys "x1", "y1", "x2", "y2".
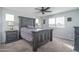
[
  {"x1": 6, "y1": 30, "x2": 19, "y2": 43},
  {"x1": 6, "y1": 31, "x2": 17, "y2": 35},
  {"x1": 6, "y1": 33, "x2": 17, "y2": 38}
]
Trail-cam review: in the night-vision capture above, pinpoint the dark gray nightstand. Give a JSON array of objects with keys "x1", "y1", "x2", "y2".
[{"x1": 6, "y1": 30, "x2": 19, "y2": 43}]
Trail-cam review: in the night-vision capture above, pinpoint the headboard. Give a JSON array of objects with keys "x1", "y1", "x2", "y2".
[
  {"x1": 19, "y1": 16, "x2": 35, "y2": 38},
  {"x1": 19, "y1": 16, "x2": 35, "y2": 28}
]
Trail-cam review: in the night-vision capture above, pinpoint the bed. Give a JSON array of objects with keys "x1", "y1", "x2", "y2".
[{"x1": 19, "y1": 16, "x2": 53, "y2": 51}]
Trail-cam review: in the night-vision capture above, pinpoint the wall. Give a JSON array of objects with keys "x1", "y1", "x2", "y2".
[
  {"x1": 0, "y1": 8, "x2": 3, "y2": 43},
  {"x1": 40, "y1": 9, "x2": 79, "y2": 40},
  {"x1": 1, "y1": 8, "x2": 20, "y2": 43},
  {"x1": 2, "y1": 8, "x2": 79, "y2": 43},
  {"x1": 2, "y1": 8, "x2": 36, "y2": 43}
]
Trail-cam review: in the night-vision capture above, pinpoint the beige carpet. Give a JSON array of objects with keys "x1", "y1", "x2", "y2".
[{"x1": 0, "y1": 37, "x2": 75, "y2": 52}]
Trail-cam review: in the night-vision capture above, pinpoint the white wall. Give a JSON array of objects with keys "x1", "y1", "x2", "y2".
[
  {"x1": 1, "y1": 8, "x2": 20, "y2": 43},
  {"x1": 1, "y1": 8, "x2": 37, "y2": 43},
  {"x1": 0, "y1": 8, "x2": 3, "y2": 43},
  {"x1": 40, "y1": 9, "x2": 79, "y2": 40},
  {"x1": 2, "y1": 8, "x2": 79, "y2": 43}
]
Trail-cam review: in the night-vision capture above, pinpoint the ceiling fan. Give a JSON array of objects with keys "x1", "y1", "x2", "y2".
[{"x1": 35, "y1": 7, "x2": 52, "y2": 14}]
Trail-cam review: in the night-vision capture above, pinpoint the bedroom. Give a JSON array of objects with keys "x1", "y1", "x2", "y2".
[{"x1": 0, "y1": 7, "x2": 79, "y2": 52}]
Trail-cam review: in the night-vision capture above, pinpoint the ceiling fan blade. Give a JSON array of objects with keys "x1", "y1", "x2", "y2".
[{"x1": 44, "y1": 7, "x2": 50, "y2": 11}]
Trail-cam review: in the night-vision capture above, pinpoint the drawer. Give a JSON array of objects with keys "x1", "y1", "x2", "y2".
[
  {"x1": 74, "y1": 42, "x2": 79, "y2": 51},
  {"x1": 75, "y1": 35, "x2": 79, "y2": 39},
  {"x1": 75, "y1": 35, "x2": 79, "y2": 46},
  {"x1": 6, "y1": 35, "x2": 17, "y2": 39},
  {"x1": 6, "y1": 31, "x2": 17, "y2": 35},
  {"x1": 75, "y1": 28, "x2": 79, "y2": 34},
  {"x1": 6, "y1": 34, "x2": 17, "y2": 37}
]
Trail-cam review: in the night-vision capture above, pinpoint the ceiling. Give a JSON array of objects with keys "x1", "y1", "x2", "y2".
[{"x1": 4, "y1": 7, "x2": 79, "y2": 18}]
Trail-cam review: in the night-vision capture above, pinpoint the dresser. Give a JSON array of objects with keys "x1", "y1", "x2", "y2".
[
  {"x1": 6, "y1": 30, "x2": 19, "y2": 43},
  {"x1": 74, "y1": 27, "x2": 79, "y2": 51}
]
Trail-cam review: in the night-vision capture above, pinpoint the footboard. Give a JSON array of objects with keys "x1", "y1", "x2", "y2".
[{"x1": 32, "y1": 29, "x2": 53, "y2": 51}]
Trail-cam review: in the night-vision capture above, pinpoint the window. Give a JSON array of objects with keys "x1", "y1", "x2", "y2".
[
  {"x1": 35, "y1": 19, "x2": 40, "y2": 28},
  {"x1": 35, "y1": 19, "x2": 39, "y2": 24},
  {"x1": 5, "y1": 14, "x2": 14, "y2": 21},
  {"x1": 5, "y1": 13, "x2": 15, "y2": 30},
  {"x1": 49, "y1": 18, "x2": 55, "y2": 27},
  {"x1": 49, "y1": 17, "x2": 65, "y2": 28},
  {"x1": 56, "y1": 17, "x2": 65, "y2": 28}
]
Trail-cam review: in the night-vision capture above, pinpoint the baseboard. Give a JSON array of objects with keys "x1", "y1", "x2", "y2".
[
  {"x1": 0, "y1": 42, "x2": 5, "y2": 44},
  {"x1": 54, "y1": 36, "x2": 74, "y2": 41}
]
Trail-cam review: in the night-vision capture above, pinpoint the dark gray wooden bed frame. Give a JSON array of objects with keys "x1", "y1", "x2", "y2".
[{"x1": 19, "y1": 16, "x2": 53, "y2": 51}]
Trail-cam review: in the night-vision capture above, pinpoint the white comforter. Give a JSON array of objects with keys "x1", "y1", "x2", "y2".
[{"x1": 21, "y1": 27, "x2": 35, "y2": 41}]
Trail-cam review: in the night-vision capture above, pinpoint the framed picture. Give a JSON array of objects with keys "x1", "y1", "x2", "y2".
[
  {"x1": 67, "y1": 17, "x2": 72, "y2": 22},
  {"x1": 43, "y1": 19, "x2": 45, "y2": 24}
]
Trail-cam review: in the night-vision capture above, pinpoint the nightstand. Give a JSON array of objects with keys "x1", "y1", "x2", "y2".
[{"x1": 6, "y1": 30, "x2": 19, "y2": 43}]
